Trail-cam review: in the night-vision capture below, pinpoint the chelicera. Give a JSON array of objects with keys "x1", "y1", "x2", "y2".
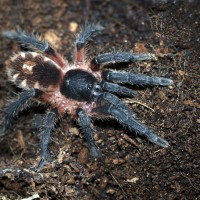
[{"x1": 0, "y1": 24, "x2": 173, "y2": 171}]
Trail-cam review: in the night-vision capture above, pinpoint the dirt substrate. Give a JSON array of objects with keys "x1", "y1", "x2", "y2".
[{"x1": 0, "y1": 0, "x2": 199, "y2": 199}]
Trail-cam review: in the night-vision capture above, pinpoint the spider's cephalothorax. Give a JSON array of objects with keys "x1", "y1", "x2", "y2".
[
  {"x1": 0, "y1": 24, "x2": 173, "y2": 171},
  {"x1": 60, "y1": 69, "x2": 100, "y2": 102}
]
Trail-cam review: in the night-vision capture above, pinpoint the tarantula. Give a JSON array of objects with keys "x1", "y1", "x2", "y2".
[{"x1": 0, "y1": 24, "x2": 173, "y2": 171}]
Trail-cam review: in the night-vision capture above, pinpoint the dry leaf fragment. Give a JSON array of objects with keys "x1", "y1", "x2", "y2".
[{"x1": 126, "y1": 177, "x2": 139, "y2": 183}]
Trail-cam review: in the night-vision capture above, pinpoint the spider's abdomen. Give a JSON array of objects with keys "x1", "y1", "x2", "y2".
[
  {"x1": 60, "y1": 69, "x2": 98, "y2": 102},
  {"x1": 7, "y1": 52, "x2": 62, "y2": 91}
]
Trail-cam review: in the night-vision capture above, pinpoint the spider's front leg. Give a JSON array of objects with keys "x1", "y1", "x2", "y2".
[
  {"x1": 101, "y1": 81, "x2": 137, "y2": 97},
  {"x1": 2, "y1": 30, "x2": 66, "y2": 68},
  {"x1": 76, "y1": 108, "x2": 101, "y2": 157},
  {"x1": 103, "y1": 70, "x2": 173, "y2": 86},
  {"x1": 90, "y1": 52, "x2": 157, "y2": 70},
  {"x1": 35, "y1": 108, "x2": 58, "y2": 172},
  {"x1": 96, "y1": 92, "x2": 169, "y2": 148},
  {"x1": 90, "y1": 52, "x2": 173, "y2": 86},
  {"x1": 74, "y1": 24, "x2": 103, "y2": 65},
  {"x1": 0, "y1": 89, "x2": 43, "y2": 135}
]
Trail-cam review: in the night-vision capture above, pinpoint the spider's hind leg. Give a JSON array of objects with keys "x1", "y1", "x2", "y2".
[{"x1": 2, "y1": 30, "x2": 66, "y2": 67}]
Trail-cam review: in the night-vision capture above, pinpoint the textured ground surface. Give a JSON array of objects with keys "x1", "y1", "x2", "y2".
[{"x1": 0, "y1": 0, "x2": 199, "y2": 199}]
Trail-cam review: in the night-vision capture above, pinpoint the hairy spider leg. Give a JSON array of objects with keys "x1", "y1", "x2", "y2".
[
  {"x1": 102, "y1": 70, "x2": 173, "y2": 86},
  {"x1": 76, "y1": 108, "x2": 101, "y2": 157},
  {"x1": 0, "y1": 89, "x2": 44, "y2": 135},
  {"x1": 96, "y1": 92, "x2": 169, "y2": 148},
  {"x1": 36, "y1": 108, "x2": 58, "y2": 171},
  {"x1": 100, "y1": 81, "x2": 137, "y2": 97},
  {"x1": 2, "y1": 30, "x2": 66, "y2": 68},
  {"x1": 90, "y1": 52, "x2": 157, "y2": 70},
  {"x1": 74, "y1": 24, "x2": 103, "y2": 65}
]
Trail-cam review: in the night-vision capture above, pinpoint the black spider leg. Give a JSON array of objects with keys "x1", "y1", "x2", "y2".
[
  {"x1": 97, "y1": 92, "x2": 169, "y2": 148},
  {"x1": 90, "y1": 52, "x2": 157, "y2": 70},
  {"x1": 100, "y1": 81, "x2": 137, "y2": 97},
  {"x1": 75, "y1": 24, "x2": 104, "y2": 65},
  {"x1": 91, "y1": 52, "x2": 173, "y2": 85},
  {"x1": 77, "y1": 108, "x2": 101, "y2": 157},
  {"x1": 2, "y1": 30, "x2": 66, "y2": 67},
  {"x1": 36, "y1": 108, "x2": 58, "y2": 172},
  {"x1": 0, "y1": 89, "x2": 43, "y2": 135},
  {"x1": 2, "y1": 30, "x2": 54, "y2": 54},
  {"x1": 103, "y1": 70, "x2": 173, "y2": 86}
]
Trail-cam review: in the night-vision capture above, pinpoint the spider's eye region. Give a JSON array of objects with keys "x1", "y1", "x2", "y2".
[
  {"x1": 91, "y1": 83, "x2": 102, "y2": 101},
  {"x1": 60, "y1": 69, "x2": 98, "y2": 102},
  {"x1": 87, "y1": 83, "x2": 93, "y2": 90}
]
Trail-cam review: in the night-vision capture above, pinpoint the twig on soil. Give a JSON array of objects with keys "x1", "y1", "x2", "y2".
[
  {"x1": 110, "y1": 172, "x2": 126, "y2": 198},
  {"x1": 122, "y1": 133, "x2": 139, "y2": 148},
  {"x1": 174, "y1": 55, "x2": 187, "y2": 107},
  {"x1": 181, "y1": 173, "x2": 200, "y2": 191},
  {"x1": 124, "y1": 98, "x2": 155, "y2": 112}
]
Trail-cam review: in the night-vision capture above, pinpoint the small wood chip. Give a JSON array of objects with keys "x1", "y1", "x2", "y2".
[
  {"x1": 99, "y1": 176, "x2": 108, "y2": 189},
  {"x1": 78, "y1": 147, "x2": 89, "y2": 164},
  {"x1": 126, "y1": 177, "x2": 139, "y2": 183},
  {"x1": 69, "y1": 22, "x2": 78, "y2": 32},
  {"x1": 44, "y1": 30, "x2": 62, "y2": 49},
  {"x1": 159, "y1": 90, "x2": 167, "y2": 100},
  {"x1": 112, "y1": 158, "x2": 125, "y2": 165},
  {"x1": 134, "y1": 42, "x2": 148, "y2": 53},
  {"x1": 106, "y1": 188, "x2": 115, "y2": 194},
  {"x1": 17, "y1": 130, "x2": 25, "y2": 149},
  {"x1": 69, "y1": 127, "x2": 80, "y2": 135},
  {"x1": 178, "y1": 70, "x2": 185, "y2": 76},
  {"x1": 21, "y1": 193, "x2": 40, "y2": 200},
  {"x1": 67, "y1": 176, "x2": 75, "y2": 185}
]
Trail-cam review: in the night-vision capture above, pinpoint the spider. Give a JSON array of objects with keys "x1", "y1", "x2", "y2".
[{"x1": 0, "y1": 24, "x2": 173, "y2": 171}]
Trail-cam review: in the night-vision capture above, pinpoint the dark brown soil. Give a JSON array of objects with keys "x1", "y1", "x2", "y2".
[{"x1": 0, "y1": 0, "x2": 199, "y2": 199}]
